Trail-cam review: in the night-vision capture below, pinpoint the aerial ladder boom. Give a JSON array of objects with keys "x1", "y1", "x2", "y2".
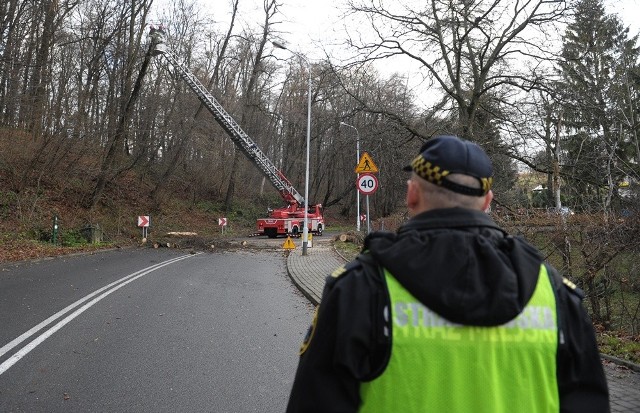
[{"x1": 149, "y1": 27, "x2": 304, "y2": 207}]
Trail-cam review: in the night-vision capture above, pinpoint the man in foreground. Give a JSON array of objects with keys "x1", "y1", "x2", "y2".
[{"x1": 286, "y1": 135, "x2": 609, "y2": 412}]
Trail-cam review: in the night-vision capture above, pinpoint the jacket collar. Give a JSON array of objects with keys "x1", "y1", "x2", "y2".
[{"x1": 398, "y1": 207, "x2": 504, "y2": 234}]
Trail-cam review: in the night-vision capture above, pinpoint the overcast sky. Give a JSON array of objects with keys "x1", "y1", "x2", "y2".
[
  {"x1": 152, "y1": 0, "x2": 639, "y2": 56},
  {"x1": 172, "y1": 0, "x2": 639, "y2": 73},
  {"x1": 225, "y1": 0, "x2": 640, "y2": 56},
  {"x1": 152, "y1": 0, "x2": 640, "y2": 100},
  {"x1": 273, "y1": 0, "x2": 636, "y2": 46}
]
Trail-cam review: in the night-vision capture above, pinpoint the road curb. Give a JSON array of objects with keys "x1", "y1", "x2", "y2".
[
  {"x1": 601, "y1": 354, "x2": 640, "y2": 373},
  {"x1": 285, "y1": 251, "x2": 321, "y2": 306}
]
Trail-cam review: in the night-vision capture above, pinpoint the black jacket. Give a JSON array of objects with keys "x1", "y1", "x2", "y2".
[{"x1": 286, "y1": 207, "x2": 610, "y2": 413}]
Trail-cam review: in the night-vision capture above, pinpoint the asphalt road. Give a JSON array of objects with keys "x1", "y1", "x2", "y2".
[{"x1": 0, "y1": 248, "x2": 314, "y2": 412}]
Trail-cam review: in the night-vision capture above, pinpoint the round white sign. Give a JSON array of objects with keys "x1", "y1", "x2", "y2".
[{"x1": 357, "y1": 173, "x2": 379, "y2": 195}]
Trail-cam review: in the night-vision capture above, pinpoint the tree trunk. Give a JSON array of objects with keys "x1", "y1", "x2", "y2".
[
  {"x1": 224, "y1": 149, "x2": 241, "y2": 212},
  {"x1": 86, "y1": 41, "x2": 154, "y2": 208}
]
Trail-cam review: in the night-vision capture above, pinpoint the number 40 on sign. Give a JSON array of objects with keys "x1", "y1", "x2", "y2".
[{"x1": 357, "y1": 173, "x2": 379, "y2": 195}]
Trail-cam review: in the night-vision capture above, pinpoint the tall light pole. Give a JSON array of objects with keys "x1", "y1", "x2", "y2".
[
  {"x1": 339, "y1": 122, "x2": 360, "y2": 232},
  {"x1": 273, "y1": 41, "x2": 312, "y2": 256}
]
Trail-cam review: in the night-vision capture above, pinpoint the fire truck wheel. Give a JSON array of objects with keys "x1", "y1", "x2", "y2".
[
  {"x1": 317, "y1": 224, "x2": 323, "y2": 236},
  {"x1": 292, "y1": 226, "x2": 299, "y2": 236}
]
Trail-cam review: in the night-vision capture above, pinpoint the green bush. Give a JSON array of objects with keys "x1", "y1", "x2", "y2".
[
  {"x1": 597, "y1": 334, "x2": 640, "y2": 364},
  {"x1": 28, "y1": 226, "x2": 52, "y2": 243},
  {"x1": 60, "y1": 229, "x2": 88, "y2": 247}
]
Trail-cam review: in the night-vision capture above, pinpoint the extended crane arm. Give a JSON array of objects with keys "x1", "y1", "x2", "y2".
[{"x1": 149, "y1": 27, "x2": 304, "y2": 207}]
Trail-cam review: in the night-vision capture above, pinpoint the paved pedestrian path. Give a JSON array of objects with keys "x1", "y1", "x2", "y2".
[
  {"x1": 286, "y1": 241, "x2": 640, "y2": 412},
  {"x1": 286, "y1": 243, "x2": 343, "y2": 305}
]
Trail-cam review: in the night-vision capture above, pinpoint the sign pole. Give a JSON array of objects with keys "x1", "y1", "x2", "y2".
[
  {"x1": 356, "y1": 173, "x2": 360, "y2": 232},
  {"x1": 366, "y1": 195, "x2": 371, "y2": 234}
]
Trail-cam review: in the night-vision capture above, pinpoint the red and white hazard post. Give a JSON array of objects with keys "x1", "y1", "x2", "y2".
[
  {"x1": 138, "y1": 215, "x2": 150, "y2": 239},
  {"x1": 218, "y1": 217, "x2": 228, "y2": 234}
]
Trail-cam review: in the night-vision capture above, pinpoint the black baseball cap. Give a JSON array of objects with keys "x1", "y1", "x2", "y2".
[{"x1": 403, "y1": 135, "x2": 493, "y2": 196}]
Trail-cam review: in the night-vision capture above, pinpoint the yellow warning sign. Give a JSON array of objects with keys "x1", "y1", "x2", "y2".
[
  {"x1": 283, "y1": 236, "x2": 296, "y2": 250},
  {"x1": 355, "y1": 152, "x2": 379, "y2": 173}
]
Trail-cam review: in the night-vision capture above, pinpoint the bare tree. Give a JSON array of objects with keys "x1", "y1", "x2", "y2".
[
  {"x1": 223, "y1": 0, "x2": 281, "y2": 212},
  {"x1": 149, "y1": 0, "x2": 231, "y2": 205},
  {"x1": 345, "y1": 0, "x2": 568, "y2": 139},
  {"x1": 86, "y1": 0, "x2": 154, "y2": 208}
]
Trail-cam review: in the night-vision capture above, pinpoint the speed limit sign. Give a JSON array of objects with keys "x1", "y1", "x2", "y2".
[{"x1": 357, "y1": 173, "x2": 379, "y2": 195}]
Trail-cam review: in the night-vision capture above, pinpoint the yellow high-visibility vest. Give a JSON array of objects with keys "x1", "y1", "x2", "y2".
[{"x1": 359, "y1": 265, "x2": 559, "y2": 413}]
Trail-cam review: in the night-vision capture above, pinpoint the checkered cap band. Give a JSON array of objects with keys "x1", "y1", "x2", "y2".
[
  {"x1": 411, "y1": 156, "x2": 450, "y2": 185},
  {"x1": 411, "y1": 154, "x2": 493, "y2": 196}
]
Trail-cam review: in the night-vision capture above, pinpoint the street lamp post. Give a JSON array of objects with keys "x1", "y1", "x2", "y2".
[
  {"x1": 273, "y1": 41, "x2": 312, "y2": 256},
  {"x1": 339, "y1": 122, "x2": 360, "y2": 232}
]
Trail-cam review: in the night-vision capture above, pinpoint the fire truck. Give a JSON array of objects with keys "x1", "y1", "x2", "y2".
[{"x1": 149, "y1": 27, "x2": 324, "y2": 238}]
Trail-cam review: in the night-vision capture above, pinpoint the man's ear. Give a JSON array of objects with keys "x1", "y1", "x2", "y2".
[
  {"x1": 406, "y1": 179, "x2": 419, "y2": 212},
  {"x1": 482, "y1": 190, "x2": 494, "y2": 212}
]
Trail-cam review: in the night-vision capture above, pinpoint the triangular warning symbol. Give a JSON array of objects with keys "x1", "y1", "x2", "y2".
[
  {"x1": 283, "y1": 236, "x2": 296, "y2": 250},
  {"x1": 355, "y1": 152, "x2": 379, "y2": 173}
]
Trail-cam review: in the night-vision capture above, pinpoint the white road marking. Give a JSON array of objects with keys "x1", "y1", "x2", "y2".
[{"x1": 0, "y1": 252, "x2": 201, "y2": 375}]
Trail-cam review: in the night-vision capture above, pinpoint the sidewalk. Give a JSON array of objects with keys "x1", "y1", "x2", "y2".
[{"x1": 286, "y1": 242, "x2": 640, "y2": 412}]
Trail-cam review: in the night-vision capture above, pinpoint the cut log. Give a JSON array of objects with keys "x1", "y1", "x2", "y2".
[{"x1": 339, "y1": 233, "x2": 361, "y2": 243}]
